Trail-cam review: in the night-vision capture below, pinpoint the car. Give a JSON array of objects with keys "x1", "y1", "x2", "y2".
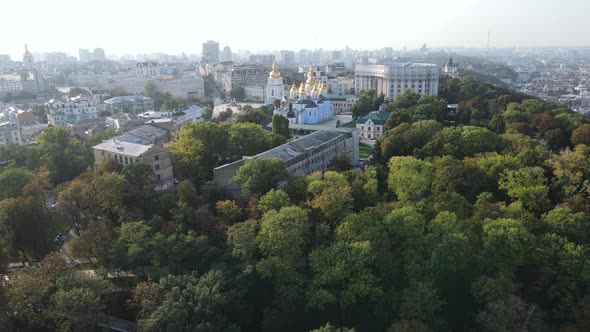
[{"x1": 174, "y1": 178, "x2": 180, "y2": 185}]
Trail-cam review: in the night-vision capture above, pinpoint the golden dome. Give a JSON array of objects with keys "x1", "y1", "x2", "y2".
[
  {"x1": 320, "y1": 82, "x2": 327, "y2": 92},
  {"x1": 312, "y1": 83, "x2": 320, "y2": 94},
  {"x1": 269, "y1": 61, "x2": 281, "y2": 78},
  {"x1": 290, "y1": 83, "x2": 297, "y2": 93},
  {"x1": 305, "y1": 67, "x2": 316, "y2": 85},
  {"x1": 298, "y1": 82, "x2": 306, "y2": 94}
]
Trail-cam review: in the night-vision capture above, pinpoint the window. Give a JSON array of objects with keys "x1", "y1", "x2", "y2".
[
  {"x1": 124, "y1": 157, "x2": 129, "y2": 164},
  {"x1": 154, "y1": 155, "x2": 159, "y2": 161},
  {"x1": 155, "y1": 164, "x2": 160, "y2": 170},
  {"x1": 156, "y1": 174, "x2": 161, "y2": 181}
]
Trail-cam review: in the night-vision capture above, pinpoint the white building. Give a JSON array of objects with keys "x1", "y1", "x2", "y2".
[
  {"x1": 222, "y1": 64, "x2": 269, "y2": 93},
  {"x1": 355, "y1": 62, "x2": 440, "y2": 101},
  {"x1": 47, "y1": 96, "x2": 99, "y2": 127},
  {"x1": 136, "y1": 62, "x2": 160, "y2": 77},
  {"x1": 355, "y1": 110, "x2": 389, "y2": 140}
]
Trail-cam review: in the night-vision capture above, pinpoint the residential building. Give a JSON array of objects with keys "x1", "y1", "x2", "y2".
[
  {"x1": 221, "y1": 46, "x2": 232, "y2": 62},
  {"x1": 0, "y1": 121, "x2": 22, "y2": 146},
  {"x1": 280, "y1": 50, "x2": 295, "y2": 67},
  {"x1": 106, "y1": 112, "x2": 145, "y2": 132},
  {"x1": 355, "y1": 110, "x2": 389, "y2": 140},
  {"x1": 104, "y1": 95, "x2": 154, "y2": 115},
  {"x1": 117, "y1": 123, "x2": 170, "y2": 146},
  {"x1": 326, "y1": 77, "x2": 354, "y2": 95},
  {"x1": 136, "y1": 62, "x2": 160, "y2": 77},
  {"x1": 202, "y1": 40, "x2": 220, "y2": 64},
  {"x1": 46, "y1": 95, "x2": 98, "y2": 127},
  {"x1": 68, "y1": 117, "x2": 107, "y2": 137},
  {"x1": 93, "y1": 48, "x2": 106, "y2": 61},
  {"x1": 79, "y1": 49, "x2": 91, "y2": 63},
  {"x1": 214, "y1": 129, "x2": 358, "y2": 195},
  {"x1": 93, "y1": 138, "x2": 174, "y2": 192},
  {"x1": 355, "y1": 62, "x2": 440, "y2": 100},
  {"x1": 249, "y1": 54, "x2": 275, "y2": 65},
  {"x1": 0, "y1": 70, "x2": 46, "y2": 95},
  {"x1": 221, "y1": 64, "x2": 269, "y2": 93}
]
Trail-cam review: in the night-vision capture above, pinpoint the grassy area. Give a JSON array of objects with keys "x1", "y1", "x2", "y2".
[{"x1": 359, "y1": 143, "x2": 373, "y2": 159}]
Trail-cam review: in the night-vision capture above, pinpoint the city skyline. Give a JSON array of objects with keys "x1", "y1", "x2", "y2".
[{"x1": 3, "y1": 0, "x2": 590, "y2": 60}]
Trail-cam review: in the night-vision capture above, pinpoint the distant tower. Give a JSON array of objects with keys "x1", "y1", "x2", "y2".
[
  {"x1": 443, "y1": 56, "x2": 459, "y2": 78},
  {"x1": 266, "y1": 61, "x2": 284, "y2": 106},
  {"x1": 23, "y1": 44, "x2": 34, "y2": 66}
]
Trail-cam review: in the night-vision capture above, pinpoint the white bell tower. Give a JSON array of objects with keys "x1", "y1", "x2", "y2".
[{"x1": 266, "y1": 61, "x2": 285, "y2": 106}]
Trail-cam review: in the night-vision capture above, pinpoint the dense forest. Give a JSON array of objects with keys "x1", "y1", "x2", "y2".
[{"x1": 2, "y1": 76, "x2": 590, "y2": 331}]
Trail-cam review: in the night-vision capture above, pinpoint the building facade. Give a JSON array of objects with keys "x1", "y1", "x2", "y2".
[
  {"x1": 328, "y1": 94, "x2": 359, "y2": 114},
  {"x1": 355, "y1": 62, "x2": 440, "y2": 101},
  {"x1": 202, "y1": 41, "x2": 220, "y2": 64},
  {"x1": 214, "y1": 129, "x2": 358, "y2": 195},
  {"x1": 104, "y1": 96, "x2": 154, "y2": 115},
  {"x1": 47, "y1": 96, "x2": 99, "y2": 127},
  {"x1": 0, "y1": 121, "x2": 22, "y2": 146},
  {"x1": 93, "y1": 124, "x2": 174, "y2": 191},
  {"x1": 355, "y1": 110, "x2": 389, "y2": 140},
  {"x1": 221, "y1": 64, "x2": 269, "y2": 93}
]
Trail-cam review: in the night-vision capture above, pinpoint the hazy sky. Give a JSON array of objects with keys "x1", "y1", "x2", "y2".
[{"x1": 2, "y1": 0, "x2": 589, "y2": 59}]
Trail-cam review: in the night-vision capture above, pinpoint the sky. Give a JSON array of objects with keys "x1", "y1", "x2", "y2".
[{"x1": 2, "y1": 0, "x2": 589, "y2": 60}]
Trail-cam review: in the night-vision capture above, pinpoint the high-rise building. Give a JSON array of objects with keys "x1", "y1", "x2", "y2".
[
  {"x1": 279, "y1": 50, "x2": 295, "y2": 67},
  {"x1": 355, "y1": 62, "x2": 440, "y2": 101},
  {"x1": 221, "y1": 46, "x2": 232, "y2": 62},
  {"x1": 93, "y1": 47, "x2": 106, "y2": 61},
  {"x1": 202, "y1": 40, "x2": 220, "y2": 64},
  {"x1": 249, "y1": 54, "x2": 275, "y2": 65},
  {"x1": 79, "y1": 49, "x2": 91, "y2": 63}
]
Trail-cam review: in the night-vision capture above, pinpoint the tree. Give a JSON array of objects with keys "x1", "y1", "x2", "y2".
[
  {"x1": 352, "y1": 89, "x2": 377, "y2": 118},
  {"x1": 259, "y1": 189, "x2": 291, "y2": 214},
  {"x1": 236, "y1": 108, "x2": 269, "y2": 126},
  {"x1": 310, "y1": 322, "x2": 355, "y2": 332},
  {"x1": 571, "y1": 124, "x2": 590, "y2": 146},
  {"x1": 477, "y1": 296, "x2": 545, "y2": 332},
  {"x1": 135, "y1": 270, "x2": 239, "y2": 332},
  {"x1": 272, "y1": 114, "x2": 290, "y2": 139},
  {"x1": 498, "y1": 167, "x2": 549, "y2": 212},
  {"x1": 227, "y1": 219, "x2": 259, "y2": 260},
  {"x1": 117, "y1": 221, "x2": 153, "y2": 273},
  {"x1": 203, "y1": 107, "x2": 213, "y2": 121},
  {"x1": 307, "y1": 240, "x2": 381, "y2": 328},
  {"x1": 327, "y1": 153, "x2": 353, "y2": 172},
  {"x1": 0, "y1": 168, "x2": 33, "y2": 199},
  {"x1": 388, "y1": 156, "x2": 434, "y2": 201},
  {"x1": 216, "y1": 200, "x2": 242, "y2": 224},
  {"x1": 257, "y1": 206, "x2": 310, "y2": 283},
  {"x1": 50, "y1": 287, "x2": 106, "y2": 331},
  {"x1": 151, "y1": 231, "x2": 216, "y2": 275},
  {"x1": 232, "y1": 157, "x2": 290, "y2": 198},
  {"x1": 122, "y1": 162, "x2": 155, "y2": 191},
  {"x1": 230, "y1": 86, "x2": 245, "y2": 100},
  {"x1": 68, "y1": 219, "x2": 114, "y2": 273},
  {"x1": 177, "y1": 180, "x2": 200, "y2": 209},
  {"x1": 482, "y1": 218, "x2": 531, "y2": 273}
]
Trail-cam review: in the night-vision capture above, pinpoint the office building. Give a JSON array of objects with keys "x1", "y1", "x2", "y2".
[
  {"x1": 355, "y1": 62, "x2": 440, "y2": 100},
  {"x1": 202, "y1": 40, "x2": 220, "y2": 64}
]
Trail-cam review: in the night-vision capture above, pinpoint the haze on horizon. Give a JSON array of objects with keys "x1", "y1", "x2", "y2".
[{"x1": 2, "y1": 0, "x2": 589, "y2": 59}]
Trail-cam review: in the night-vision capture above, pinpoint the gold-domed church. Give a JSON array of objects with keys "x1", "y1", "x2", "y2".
[{"x1": 271, "y1": 66, "x2": 334, "y2": 125}]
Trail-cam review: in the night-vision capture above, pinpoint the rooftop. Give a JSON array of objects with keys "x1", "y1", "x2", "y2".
[
  {"x1": 356, "y1": 110, "x2": 389, "y2": 125},
  {"x1": 117, "y1": 124, "x2": 169, "y2": 144},
  {"x1": 255, "y1": 130, "x2": 344, "y2": 162},
  {"x1": 93, "y1": 139, "x2": 152, "y2": 157},
  {"x1": 104, "y1": 96, "x2": 153, "y2": 104}
]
